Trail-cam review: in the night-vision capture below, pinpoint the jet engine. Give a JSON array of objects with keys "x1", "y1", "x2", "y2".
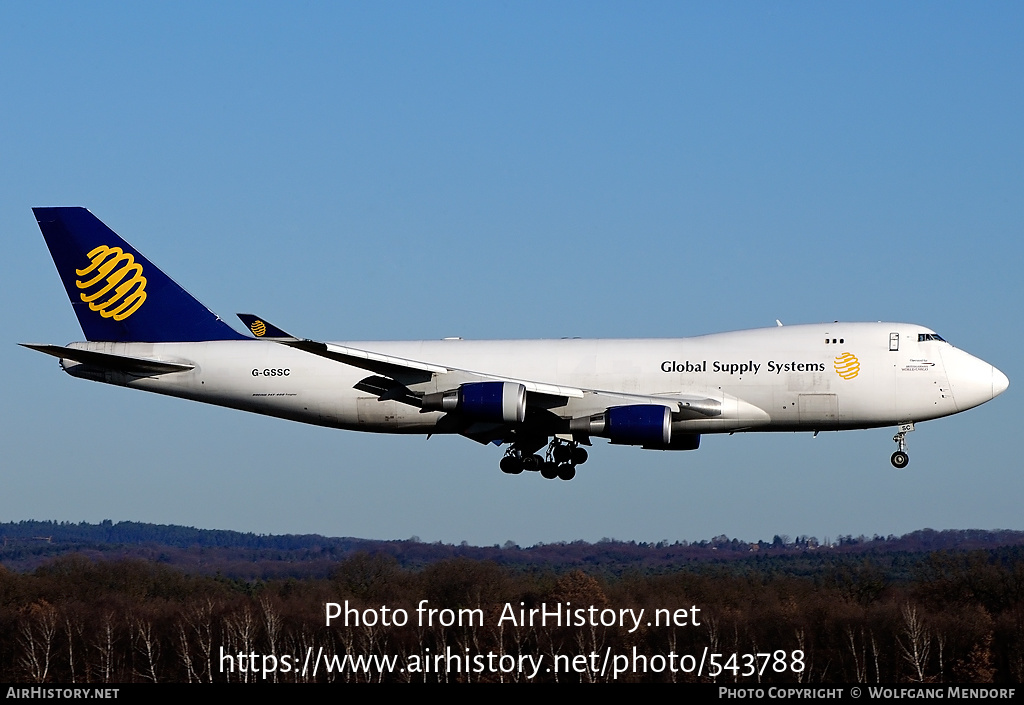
[
  {"x1": 421, "y1": 381, "x2": 527, "y2": 423},
  {"x1": 569, "y1": 404, "x2": 672, "y2": 446}
]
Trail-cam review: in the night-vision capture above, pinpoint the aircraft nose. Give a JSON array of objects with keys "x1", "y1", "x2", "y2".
[
  {"x1": 941, "y1": 348, "x2": 1008, "y2": 411},
  {"x1": 993, "y1": 365, "x2": 1009, "y2": 397}
]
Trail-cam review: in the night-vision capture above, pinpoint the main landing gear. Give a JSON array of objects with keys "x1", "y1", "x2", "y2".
[
  {"x1": 500, "y1": 439, "x2": 588, "y2": 480},
  {"x1": 890, "y1": 423, "x2": 915, "y2": 469}
]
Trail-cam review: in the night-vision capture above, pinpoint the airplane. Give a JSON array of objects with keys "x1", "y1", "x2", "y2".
[{"x1": 22, "y1": 207, "x2": 1009, "y2": 480}]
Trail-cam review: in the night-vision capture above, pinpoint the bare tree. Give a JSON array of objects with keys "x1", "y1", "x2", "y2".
[
  {"x1": 897, "y1": 604, "x2": 931, "y2": 682},
  {"x1": 92, "y1": 612, "x2": 118, "y2": 683},
  {"x1": 224, "y1": 606, "x2": 258, "y2": 683},
  {"x1": 259, "y1": 596, "x2": 282, "y2": 683},
  {"x1": 180, "y1": 598, "x2": 217, "y2": 683},
  {"x1": 63, "y1": 611, "x2": 84, "y2": 684},
  {"x1": 129, "y1": 612, "x2": 160, "y2": 683},
  {"x1": 846, "y1": 626, "x2": 867, "y2": 682},
  {"x1": 18, "y1": 601, "x2": 58, "y2": 682},
  {"x1": 176, "y1": 620, "x2": 196, "y2": 684},
  {"x1": 704, "y1": 614, "x2": 720, "y2": 683}
]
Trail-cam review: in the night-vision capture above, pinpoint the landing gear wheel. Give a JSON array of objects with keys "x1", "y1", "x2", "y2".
[
  {"x1": 891, "y1": 424, "x2": 913, "y2": 469},
  {"x1": 552, "y1": 445, "x2": 572, "y2": 464},
  {"x1": 540, "y1": 463, "x2": 559, "y2": 480},
  {"x1": 500, "y1": 455, "x2": 523, "y2": 474},
  {"x1": 556, "y1": 463, "x2": 576, "y2": 481},
  {"x1": 571, "y1": 447, "x2": 589, "y2": 465}
]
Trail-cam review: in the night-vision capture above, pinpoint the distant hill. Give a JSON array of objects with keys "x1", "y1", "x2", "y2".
[{"x1": 3, "y1": 520, "x2": 1023, "y2": 579}]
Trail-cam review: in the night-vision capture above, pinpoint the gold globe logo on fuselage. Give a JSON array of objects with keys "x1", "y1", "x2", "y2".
[
  {"x1": 75, "y1": 246, "x2": 147, "y2": 321},
  {"x1": 250, "y1": 320, "x2": 267, "y2": 337},
  {"x1": 834, "y1": 352, "x2": 860, "y2": 380}
]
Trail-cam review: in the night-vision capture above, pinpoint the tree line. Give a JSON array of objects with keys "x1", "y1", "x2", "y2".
[{"x1": 1, "y1": 547, "x2": 1022, "y2": 683}]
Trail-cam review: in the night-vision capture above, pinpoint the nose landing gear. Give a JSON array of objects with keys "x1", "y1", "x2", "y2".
[{"x1": 890, "y1": 423, "x2": 914, "y2": 468}]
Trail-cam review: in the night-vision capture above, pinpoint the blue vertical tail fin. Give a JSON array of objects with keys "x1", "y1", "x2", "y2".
[{"x1": 33, "y1": 207, "x2": 247, "y2": 342}]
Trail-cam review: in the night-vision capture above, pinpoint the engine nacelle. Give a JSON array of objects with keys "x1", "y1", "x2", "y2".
[
  {"x1": 569, "y1": 404, "x2": 672, "y2": 446},
  {"x1": 421, "y1": 381, "x2": 526, "y2": 423}
]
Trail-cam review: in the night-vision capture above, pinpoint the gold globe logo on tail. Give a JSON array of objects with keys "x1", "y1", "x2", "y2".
[
  {"x1": 834, "y1": 352, "x2": 860, "y2": 380},
  {"x1": 75, "y1": 246, "x2": 147, "y2": 321},
  {"x1": 250, "y1": 320, "x2": 267, "y2": 337}
]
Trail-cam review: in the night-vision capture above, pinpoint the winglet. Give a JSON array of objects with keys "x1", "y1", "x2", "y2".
[{"x1": 236, "y1": 314, "x2": 297, "y2": 340}]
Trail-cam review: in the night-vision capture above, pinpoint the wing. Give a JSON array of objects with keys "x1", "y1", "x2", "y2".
[
  {"x1": 236, "y1": 314, "x2": 730, "y2": 446},
  {"x1": 237, "y1": 313, "x2": 587, "y2": 397}
]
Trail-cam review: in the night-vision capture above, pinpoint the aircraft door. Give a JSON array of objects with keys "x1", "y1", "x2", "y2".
[{"x1": 797, "y1": 394, "x2": 838, "y2": 425}]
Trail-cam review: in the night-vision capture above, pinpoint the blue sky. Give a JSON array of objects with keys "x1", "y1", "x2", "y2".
[{"x1": 3, "y1": 2, "x2": 1022, "y2": 546}]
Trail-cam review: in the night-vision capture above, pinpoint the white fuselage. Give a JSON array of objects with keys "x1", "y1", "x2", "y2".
[{"x1": 58, "y1": 322, "x2": 1007, "y2": 439}]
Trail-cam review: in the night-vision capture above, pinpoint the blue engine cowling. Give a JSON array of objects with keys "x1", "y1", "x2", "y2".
[
  {"x1": 421, "y1": 381, "x2": 526, "y2": 423},
  {"x1": 570, "y1": 404, "x2": 672, "y2": 446}
]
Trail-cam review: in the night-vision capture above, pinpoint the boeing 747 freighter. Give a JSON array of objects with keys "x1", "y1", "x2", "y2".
[{"x1": 22, "y1": 208, "x2": 1008, "y2": 480}]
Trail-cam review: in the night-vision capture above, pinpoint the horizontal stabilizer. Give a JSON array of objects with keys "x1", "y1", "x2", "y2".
[{"x1": 20, "y1": 343, "x2": 194, "y2": 375}]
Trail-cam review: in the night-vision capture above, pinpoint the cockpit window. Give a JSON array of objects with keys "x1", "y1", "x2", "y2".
[{"x1": 918, "y1": 333, "x2": 947, "y2": 342}]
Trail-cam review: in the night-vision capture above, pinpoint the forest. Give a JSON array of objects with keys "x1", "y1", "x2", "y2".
[{"x1": 2, "y1": 523, "x2": 1023, "y2": 683}]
